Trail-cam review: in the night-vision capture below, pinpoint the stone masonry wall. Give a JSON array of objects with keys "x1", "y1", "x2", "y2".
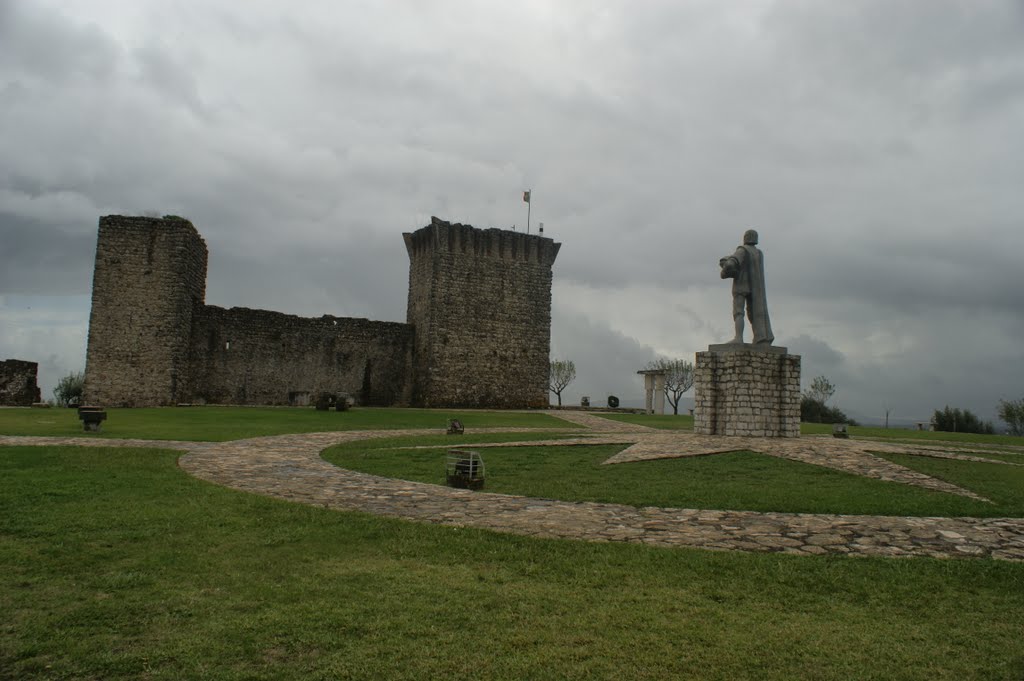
[
  {"x1": 694, "y1": 347, "x2": 801, "y2": 437},
  {"x1": 0, "y1": 359, "x2": 42, "y2": 406},
  {"x1": 83, "y1": 214, "x2": 560, "y2": 408},
  {"x1": 190, "y1": 307, "x2": 413, "y2": 406},
  {"x1": 405, "y1": 217, "x2": 561, "y2": 408},
  {"x1": 84, "y1": 216, "x2": 207, "y2": 407}
]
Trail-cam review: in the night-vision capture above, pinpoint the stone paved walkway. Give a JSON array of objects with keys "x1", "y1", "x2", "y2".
[
  {"x1": 3, "y1": 428, "x2": 1023, "y2": 561},
  {"x1": 545, "y1": 410, "x2": 655, "y2": 432},
  {"x1": 430, "y1": 429, "x2": 1020, "y2": 502}
]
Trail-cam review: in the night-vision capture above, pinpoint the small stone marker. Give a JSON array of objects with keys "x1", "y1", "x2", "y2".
[{"x1": 832, "y1": 423, "x2": 849, "y2": 439}]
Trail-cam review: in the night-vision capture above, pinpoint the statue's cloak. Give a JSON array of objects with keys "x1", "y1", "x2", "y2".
[{"x1": 732, "y1": 244, "x2": 774, "y2": 345}]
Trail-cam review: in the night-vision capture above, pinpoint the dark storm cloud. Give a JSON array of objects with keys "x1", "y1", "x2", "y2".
[
  {"x1": 0, "y1": 213, "x2": 95, "y2": 294},
  {"x1": 2, "y1": 0, "x2": 1022, "y2": 424},
  {"x1": 550, "y1": 309, "x2": 659, "y2": 407},
  {"x1": 0, "y1": 0, "x2": 120, "y2": 84},
  {"x1": 204, "y1": 231, "x2": 410, "y2": 323}
]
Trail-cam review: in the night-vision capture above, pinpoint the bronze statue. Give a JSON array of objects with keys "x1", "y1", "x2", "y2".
[{"x1": 719, "y1": 229, "x2": 774, "y2": 345}]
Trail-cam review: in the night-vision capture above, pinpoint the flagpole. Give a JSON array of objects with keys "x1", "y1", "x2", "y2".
[{"x1": 526, "y1": 188, "x2": 532, "y2": 234}]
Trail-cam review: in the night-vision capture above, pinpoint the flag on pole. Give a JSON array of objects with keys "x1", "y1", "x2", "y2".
[{"x1": 523, "y1": 190, "x2": 531, "y2": 203}]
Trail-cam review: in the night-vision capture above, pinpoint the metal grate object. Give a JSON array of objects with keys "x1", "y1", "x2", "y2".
[{"x1": 446, "y1": 449, "x2": 485, "y2": 490}]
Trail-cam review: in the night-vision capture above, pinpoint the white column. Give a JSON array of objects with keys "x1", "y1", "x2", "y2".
[
  {"x1": 653, "y1": 374, "x2": 666, "y2": 415},
  {"x1": 644, "y1": 374, "x2": 654, "y2": 414}
]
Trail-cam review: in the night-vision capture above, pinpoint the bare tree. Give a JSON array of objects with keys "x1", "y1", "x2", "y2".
[
  {"x1": 549, "y1": 359, "x2": 576, "y2": 406},
  {"x1": 645, "y1": 358, "x2": 694, "y2": 415}
]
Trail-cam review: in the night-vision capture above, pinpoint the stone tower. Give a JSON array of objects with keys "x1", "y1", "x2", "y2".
[
  {"x1": 83, "y1": 216, "x2": 208, "y2": 406},
  {"x1": 404, "y1": 217, "x2": 561, "y2": 408}
]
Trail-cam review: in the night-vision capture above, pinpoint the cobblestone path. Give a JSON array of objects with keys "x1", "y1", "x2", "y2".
[
  {"x1": 426, "y1": 429, "x2": 1020, "y2": 502},
  {"x1": 3, "y1": 429, "x2": 1022, "y2": 561},
  {"x1": 546, "y1": 410, "x2": 654, "y2": 432}
]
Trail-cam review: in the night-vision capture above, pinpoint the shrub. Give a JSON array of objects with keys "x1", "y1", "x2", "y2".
[
  {"x1": 931, "y1": 406, "x2": 994, "y2": 435},
  {"x1": 53, "y1": 371, "x2": 84, "y2": 407},
  {"x1": 801, "y1": 396, "x2": 857, "y2": 425},
  {"x1": 998, "y1": 398, "x2": 1024, "y2": 436}
]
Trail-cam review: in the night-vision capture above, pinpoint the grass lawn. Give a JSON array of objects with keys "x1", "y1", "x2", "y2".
[
  {"x1": 575, "y1": 413, "x2": 1024, "y2": 446},
  {"x1": 0, "y1": 406, "x2": 567, "y2": 441},
  {"x1": 2, "y1": 445, "x2": 1023, "y2": 680},
  {"x1": 323, "y1": 436, "x2": 1024, "y2": 518},
  {"x1": 596, "y1": 412, "x2": 694, "y2": 429},
  {"x1": 801, "y1": 422, "x2": 1024, "y2": 446}
]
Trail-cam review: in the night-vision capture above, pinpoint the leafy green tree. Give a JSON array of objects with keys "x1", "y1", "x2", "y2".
[
  {"x1": 805, "y1": 375, "x2": 835, "y2": 405},
  {"x1": 800, "y1": 375, "x2": 856, "y2": 424},
  {"x1": 800, "y1": 396, "x2": 857, "y2": 425},
  {"x1": 53, "y1": 371, "x2": 84, "y2": 407},
  {"x1": 644, "y1": 358, "x2": 694, "y2": 415},
  {"x1": 549, "y1": 359, "x2": 576, "y2": 407},
  {"x1": 996, "y1": 398, "x2": 1023, "y2": 436},
  {"x1": 931, "y1": 406, "x2": 994, "y2": 435}
]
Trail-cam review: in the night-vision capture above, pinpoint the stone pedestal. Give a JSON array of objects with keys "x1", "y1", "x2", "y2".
[{"x1": 694, "y1": 344, "x2": 800, "y2": 438}]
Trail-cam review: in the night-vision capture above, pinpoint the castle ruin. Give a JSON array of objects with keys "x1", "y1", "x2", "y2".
[
  {"x1": 0, "y1": 359, "x2": 42, "y2": 406},
  {"x1": 83, "y1": 215, "x2": 560, "y2": 408}
]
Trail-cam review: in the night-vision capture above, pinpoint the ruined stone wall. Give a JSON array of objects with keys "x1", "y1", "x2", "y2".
[
  {"x1": 405, "y1": 217, "x2": 561, "y2": 408},
  {"x1": 83, "y1": 214, "x2": 560, "y2": 408},
  {"x1": 190, "y1": 307, "x2": 413, "y2": 406},
  {"x1": 694, "y1": 347, "x2": 801, "y2": 437},
  {"x1": 84, "y1": 216, "x2": 207, "y2": 407},
  {"x1": 0, "y1": 359, "x2": 42, "y2": 406}
]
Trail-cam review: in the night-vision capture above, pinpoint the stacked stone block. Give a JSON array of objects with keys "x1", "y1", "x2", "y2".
[
  {"x1": 84, "y1": 216, "x2": 207, "y2": 407},
  {"x1": 191, "y1": 308, "x2": 412, "y2": 406},
  {"x1": 0, "y1": 359, "x2": 42, "y2": 406},
  {"x1": 82, "y1": 214, "x2": 561, "y2": 408},
  {"x1": 404, "y1": 217, "x2": 561, "y2": 408},
  {"x1": 694, "y1": 346, "x2": 801, "y2": 437}
]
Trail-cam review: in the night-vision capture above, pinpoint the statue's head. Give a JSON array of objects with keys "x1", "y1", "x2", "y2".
[{"x1": 743, "y1": 229, "x2": 759, "y2": 245}]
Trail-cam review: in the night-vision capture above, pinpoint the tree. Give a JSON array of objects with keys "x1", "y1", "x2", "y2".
[
  {"x1": 800, "y1": 375, "x2": 856, "y2": 424},
  {"x1": 549, "y1": 359, "x2": 576, "y2": 406},
  {"x1": 805, "y1": 375, "x2": 835, "y2": 405},
  {"x1": 645, "y1": 358, "x2": 694, "y2": 415},
  {"x1": 54, "y1": 371, "x2": 84, "y2": 407},
  {"x1": 998, "y1": 398, "x2": 1024, "y2": 436},
  {"x1": 931, "y1": 405, "x2": 994, "y2": 435}
]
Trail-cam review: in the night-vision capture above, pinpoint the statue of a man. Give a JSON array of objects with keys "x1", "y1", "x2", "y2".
[{"x1": 719, "y1": 229, "x2": 774, "y2": 345}]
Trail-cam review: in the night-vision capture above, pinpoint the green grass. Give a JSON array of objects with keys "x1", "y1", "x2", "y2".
[
  {"x1": 0, "y1": 406, "x2": 567, "y2": 441},
  {"x1": 2, "y1": 445, "x2": 1023, "y2": 680},
  {"x1": 323, "y1": 437, "x2": 1024, "y2": 517},
  {"x1": 875, "y1": 452, "x2": 1024, "y2": 510},
  {"x1": 596, "y1": 412, "x2": 694, "y2": 429},
  {"x1": 578, "y1": 414, "x2": 1024, "y2": 447},
  {"x1": 801, "y1": 423, "x2": 1024, "y2": 445}
]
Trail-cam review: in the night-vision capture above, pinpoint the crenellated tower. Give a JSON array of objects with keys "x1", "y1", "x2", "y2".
[{"x1": 404, "y1": 217, "x2": 561, "y2": 408}]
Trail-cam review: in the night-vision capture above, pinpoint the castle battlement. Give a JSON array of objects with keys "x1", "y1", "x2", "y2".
[
  {"x1": 84, "y1": 214, "x2": 560, "y2": 408},
  {"x1": 403, "y1": 216, "x2": 561, "y2": 266}
]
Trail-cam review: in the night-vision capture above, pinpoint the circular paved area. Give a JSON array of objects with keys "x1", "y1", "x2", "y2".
[{"x1": 4, "y1": 425, "x2": 1023, "y2": 562}]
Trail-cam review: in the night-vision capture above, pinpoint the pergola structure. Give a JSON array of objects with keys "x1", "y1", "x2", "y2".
[{"x1": 636, "y1": 369, "x2": 666, "y2": 415}]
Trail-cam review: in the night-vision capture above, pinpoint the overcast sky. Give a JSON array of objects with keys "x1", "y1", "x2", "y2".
[{"x1": 2, "y1": 0, "x2": 1022, "y2": 425}]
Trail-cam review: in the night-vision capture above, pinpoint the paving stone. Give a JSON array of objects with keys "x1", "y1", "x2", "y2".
[{"x1": 2, "y1": 423, "x2": 1022, "y2": 562}]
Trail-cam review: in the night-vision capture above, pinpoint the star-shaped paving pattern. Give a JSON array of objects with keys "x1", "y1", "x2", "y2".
[{"x1": 446, "y1": 411, "x2": 1024, "y2": 502}]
